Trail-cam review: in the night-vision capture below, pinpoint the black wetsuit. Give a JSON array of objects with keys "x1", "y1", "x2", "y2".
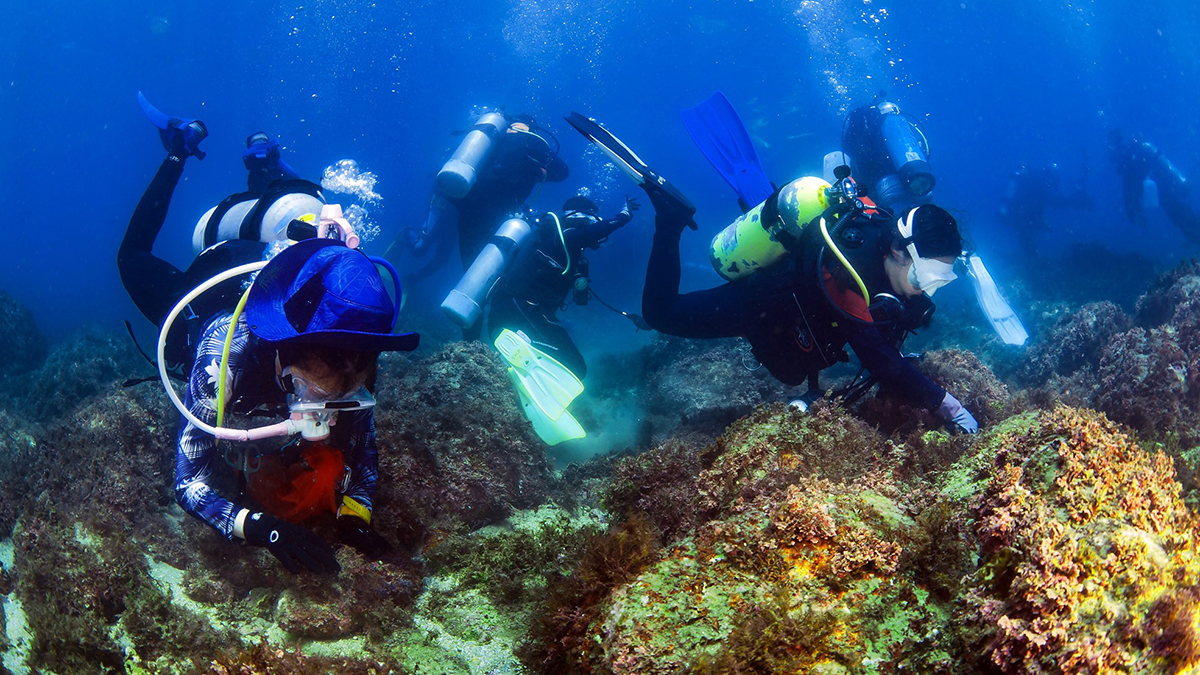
[
  {"x1": 1113, "y1": 140, "x2": 1198, "y2": 241},
  {"x1": 118, "y1": 153, "x2": 265, "y2": 370},
  {"x1": 642, "y1": 205, "x2": 945, "y2": 410},
  {"x1": 486, "y1": 212, "x2": 628, "y2": 378},
  {"x1": 456, "y1": 132, "x2": 569, "y2": 269}
]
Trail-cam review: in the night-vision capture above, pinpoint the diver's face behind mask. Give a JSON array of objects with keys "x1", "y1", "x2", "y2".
[
  {"x1": 280, "y1": 366, "x2": 376, "y2": 440},
  {"x1": 906, "y1": 254, "x2": 957, "y2": 296}
]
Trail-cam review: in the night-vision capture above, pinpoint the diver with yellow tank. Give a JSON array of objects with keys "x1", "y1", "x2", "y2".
[{"x1": 566, "y1": 96, "x2": 980, "y2": 433}]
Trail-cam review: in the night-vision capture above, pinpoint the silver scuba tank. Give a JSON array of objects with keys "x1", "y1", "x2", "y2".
[
  {"x1": 191, "y1": 190, "x2": 325, "y2": 255},
  {"x1": 441, "y1": 216, "x2": 533, "y2": 328},
  {"x1": 437, "y1": 112, "x2": 510, "y2": 199}
]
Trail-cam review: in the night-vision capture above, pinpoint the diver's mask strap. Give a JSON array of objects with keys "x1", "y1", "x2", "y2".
[{"x1": 898, "y1": 208, "x2": 957, "y2": 296}]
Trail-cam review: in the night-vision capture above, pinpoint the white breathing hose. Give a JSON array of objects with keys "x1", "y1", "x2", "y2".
[{"x1": 156, "y1": 261, "x2": 310, "y2": 442}]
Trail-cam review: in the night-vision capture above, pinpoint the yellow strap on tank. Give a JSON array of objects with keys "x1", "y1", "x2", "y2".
[
  {"x1": 819, "y1": 217, "x2": 871, "y2": 307},
  {"x1": 216, "y1": 283, "x2": 255, "y2": 428}
]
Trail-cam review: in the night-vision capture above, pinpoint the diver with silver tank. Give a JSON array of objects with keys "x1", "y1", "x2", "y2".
[
  {"x1": 441, "y1": 194, "x2": 641, "y2": 446},
  {"x1": 386, "y1": 109, "x2": 569, "y2": 332}
]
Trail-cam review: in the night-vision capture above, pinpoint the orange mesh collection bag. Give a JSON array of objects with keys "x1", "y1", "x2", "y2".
[{"x1": 246, "y1": 443, "x2": 345, "y2": 523}]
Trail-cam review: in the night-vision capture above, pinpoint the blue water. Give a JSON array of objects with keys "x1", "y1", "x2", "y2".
[{"x1": 2, "y1": 0, "x2": 1197, "y2": 345}]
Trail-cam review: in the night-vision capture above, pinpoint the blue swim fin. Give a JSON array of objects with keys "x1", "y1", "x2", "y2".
[
  {"x1": 681, "y1": 92, "x2": 774, "y2": 210},
  {"x1": 138, "y1": 91, "x2": 208, "y2": 160}
]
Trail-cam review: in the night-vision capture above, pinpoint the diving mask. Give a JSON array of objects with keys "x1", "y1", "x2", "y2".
[
  {"x1": 898, "y1": 209, "x2": 957, "y2": 297},
  {"x1": 283, "y1": 369, "x2": 377, "y2": 414},
  {"x1": 281, "y1": 368, "x2": 376, "y2": 441}
]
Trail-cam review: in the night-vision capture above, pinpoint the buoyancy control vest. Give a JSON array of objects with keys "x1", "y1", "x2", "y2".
[{"x1": 737, "y1": 209, "x2": 931, "y2": 387}]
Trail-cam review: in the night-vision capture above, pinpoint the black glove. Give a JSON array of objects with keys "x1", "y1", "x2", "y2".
[
  {"x1": 337, "y1": 516, "x2": 394, "y2": 559},
  {"x1": 243, "y1": 512, "x2": 340, "y2": 574}
]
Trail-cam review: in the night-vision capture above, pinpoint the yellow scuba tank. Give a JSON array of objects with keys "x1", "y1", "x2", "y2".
[{"x1": 710, "y1": 176, "x2": 831, "y2": 281}]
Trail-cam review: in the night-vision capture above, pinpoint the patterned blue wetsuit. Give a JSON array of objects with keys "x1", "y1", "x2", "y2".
[{"x1": 174, "y1": 312, "x2": 379, "y2": 539}]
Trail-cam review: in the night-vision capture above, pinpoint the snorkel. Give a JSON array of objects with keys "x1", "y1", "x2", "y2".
[{"x1": 158, "y1": 215, "x2": 400, "y2": 443}]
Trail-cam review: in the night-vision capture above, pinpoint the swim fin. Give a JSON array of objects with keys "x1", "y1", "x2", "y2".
[
  {"x1": 963, "y1": 255, "x2": 1028, "y2": 346},
  {"x1": 138, "y1": 91, "x2": 208, "y2": 160},
  {"x1": 494, "y1": 329, "x2": 584, "y2": 420},
  {"x1": 564, "y1": 112, "x2": 696, "y2": 224},
  {"x1": 681, "y1": 92, "x2": 774, "y2": 210},
  {"x1": 507, "y1": 369, "x2": 585, "y2": 446}
]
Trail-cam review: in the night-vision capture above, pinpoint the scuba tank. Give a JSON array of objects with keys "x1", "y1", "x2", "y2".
[
  {"x1": 192, "y1": 180, "x2": 325, "y2": 255},
  {"x1": 437, "y1": 112, "x2": 510, "y2": 199},
  {"x1": 710, "y1": 176, "x2": 831, "y2": 281},
  {"x1": 441, "y1": 216, "x2": 534, "y2": 328},
  {"x1": 876, "y1": 101, "x2": 934, "y2": 198}
]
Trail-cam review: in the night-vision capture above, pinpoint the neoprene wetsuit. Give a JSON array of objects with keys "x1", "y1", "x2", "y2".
[
  {"x1": 642, "y1": 205, "x2": 945, "y2": 411},
  {"x1": 119, "y1": 153, "x2": 268, "y2": 370},
  {"x1": 1113, "y1": 140, "x2": 1198, "y2": 241},
  {"x1": 487, "y1": 211, "x2": 629, "y2": 378}
]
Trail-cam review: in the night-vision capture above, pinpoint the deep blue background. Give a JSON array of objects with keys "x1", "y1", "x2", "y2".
[{"x1": 2, "y1": 0, "x2": 1197, "y2": 349}]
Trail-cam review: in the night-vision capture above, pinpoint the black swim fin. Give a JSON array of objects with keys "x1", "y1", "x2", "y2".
[
  {"x1": 138, "y1": 91, "x2": 208, "y2": 160},
  {"x1": 564, "y1": 112, "x2": 696, "y2": 224}
]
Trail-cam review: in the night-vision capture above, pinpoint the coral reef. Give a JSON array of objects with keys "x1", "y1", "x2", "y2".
[
  {"x1": 371, "y1": 341, "x2": 557, "y2": 546},
  {"x1": 0, "y1": 289, "x2": 46, "y2": 402},
  {"x1": 959, "y1": 407, "x2": 1200, "y2": 673},
  {"x1": 27, "y1": 327, "x2": 146, "y2": 420}
]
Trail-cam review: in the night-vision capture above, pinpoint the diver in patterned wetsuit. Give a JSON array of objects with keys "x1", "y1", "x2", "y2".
[{"x1": 123, "y1": 97, "x2": 419, "y2": 573}]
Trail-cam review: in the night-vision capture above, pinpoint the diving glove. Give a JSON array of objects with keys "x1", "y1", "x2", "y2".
[
  {"x1": 937, "y1": 392, "x2": 979, "y2": 435},
  {"x1": 617, "y1": 195, "x2": 641, "y2": 224},
  {"x1": 337, "y1": 516, "x2": 394, "y2": 559},
  {"x1": 243, "y1": 511, "x2": 340, "y2": 574}
]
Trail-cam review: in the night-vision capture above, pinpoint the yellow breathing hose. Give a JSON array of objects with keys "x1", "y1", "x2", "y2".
[
  {"x1": 216, "y1": 283, "x2": 255, "y2": 428},
  {"x1": 819, "y1": 217, "x2": 871, "y2": 307}
]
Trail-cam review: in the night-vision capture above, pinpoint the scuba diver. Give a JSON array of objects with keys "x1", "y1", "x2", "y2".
[
  {"x1": 439, "y1": 195, "x2": 640, "y2": 445},
  {"x1": 387, "y1": 110, "x2": 569, "y2": 319},
  {"x1": 1108, "y1": 130, "x2": 1199, "y2": 241},
  {"x1": 568, "y1": 101, "x2": 981, "y2": 433},
  {"x1": 841, "y1": 96, "x2": 935, "y2": 214},
  {"x1": 998, "y1": 163, "x2": 1093, "y2": 257},
  {"x1": 122, "y1": 93, "x2": 418, "y2": 573},
  {"x1": 488, "y1": 195, "x2": 639, "y2": 378}
]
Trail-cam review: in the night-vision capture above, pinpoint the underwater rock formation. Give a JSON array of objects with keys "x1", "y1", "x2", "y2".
[
  {"x1": 0, "y1": 289, "x2": 46, "y2": 398},
  {"x1": 529, "y1": 405, "x2": 1200, "y2": 674},
  {"x1": 27, "y1": 327, "x2": 146, "y2": 420},
  {"x1": 372, "y1": 340, "x2": 557, "y2": 546},
  {"x1": 959, "y1": 407, "x2": 1200, "y2": 673}
]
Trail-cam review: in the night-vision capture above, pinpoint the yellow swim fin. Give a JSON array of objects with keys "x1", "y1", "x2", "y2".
[
  {"x1": 506, "y1": 369, "x2": 585, "y2": 445},
  {"x1": 494, "y1": 329, "x2": 583, "y2": 420}
]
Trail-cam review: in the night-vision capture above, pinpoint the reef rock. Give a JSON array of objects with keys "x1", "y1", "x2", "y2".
[
  {"x1": 958, "y1": 407, "x2": 1200, "y2": 673},
  {"x1": 372, "y1": 340, "x2": 557, "y2": 545},
  {"x1": 531, "y1": 404, "x2": 1200, "y2": 674},
  {"x1": 0, "y1": 289, "x2": 46, "y2": 388}
]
